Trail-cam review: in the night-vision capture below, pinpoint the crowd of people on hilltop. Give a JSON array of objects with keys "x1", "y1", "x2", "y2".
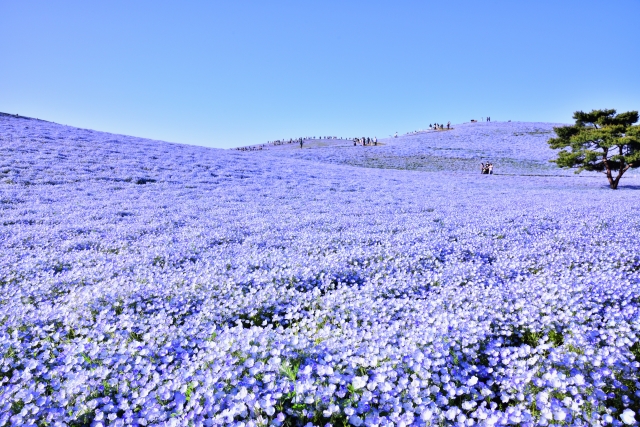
[
  {"x1": 266, "y1": 136, "x2": 345, "y2": 146},
  {"x1": 236, "y1": 135, "x2": 369, "y2": 151},
  {"x1": 481, "y1": 162, "x2": 494, "y2": 174},
  {"x1": 235, "y1": 120, "x2": 501, "y2": 151},
  {"x1": 235, "y1": 145, "x2": 265, "y2": 151},
  {"x1": 353, "y1": 137, "x2": 378, "y2": 146},
  {"x1": 268, "y1": 138, "x2": 303, "y2": 146},
  {"x1": 430, "y1": 122, "x2": 451, "y2": 130},
  {"x1": 401, "y1": 121, "x2": 453, "y2": 135}
]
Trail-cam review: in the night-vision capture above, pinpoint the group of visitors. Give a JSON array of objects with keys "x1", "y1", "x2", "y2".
[
  {"x1": 480, "y1": 117, "x2": 491, "y2": 122},
  {"x1": 481, "y1": 162, "x2": 494, "y2": 174},
  {"x1": 353, "y1": 137, "x2": 377, "y2": 146},
  {"x1": 429, "y1": 122, "x2": 451, "y2": 130},
  {"x1": 235, "y1": 145, "x2": 265, "y2": 151},
  {"x1": 267, "y1": 138, "x2": 307, "y2": 146},
  {"x1": 266, "y1": 136, "x2": 345, "y2": 146}
]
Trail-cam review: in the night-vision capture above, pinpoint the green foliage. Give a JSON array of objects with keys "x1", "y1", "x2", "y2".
[
  {"x1": 547, "y1": 328, "x2": 564, "y2": 347},
  {"x1": 11, "y1": 399, "x2": 24, "y2": 415},
  {"x1": 185, "y1": 382, "x2": 196, "y2": 403},
  {"x1": 279, "y1": 359, "x2": 301, "y2": 382},
  {"x1": 631, "y1": 341, "x2": 640, "y2": 361},
  {"x1": 548, "y1": 109, "x2": 640, "y2": 189},
  {"x1": 521, "y1": 329, "x2": 543, "y2": 347}
]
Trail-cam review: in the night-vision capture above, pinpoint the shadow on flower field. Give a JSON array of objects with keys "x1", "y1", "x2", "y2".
[{"x1": 1, "y1": 115, "x2": 640, "y2": 426}]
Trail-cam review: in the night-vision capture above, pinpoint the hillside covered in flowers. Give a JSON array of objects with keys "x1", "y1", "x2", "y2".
[
  {"x1": 1, "y1": 115, "x2": 640, "y2": 426},
  {"x1": 253, "y1": 122, "x2": 604, "y2": 177}
]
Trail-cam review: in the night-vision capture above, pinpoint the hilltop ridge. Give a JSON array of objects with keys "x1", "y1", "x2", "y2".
[{"x1": 255, "y1": 121, "x2": 583, "y2": 176}]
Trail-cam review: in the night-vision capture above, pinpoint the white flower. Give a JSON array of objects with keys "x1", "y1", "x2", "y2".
[
  {"x1": 621, "y1": 409, "x2": 636, "y2": 425},
  {"x1": 467, "y1": 376, "x2": 478, "y2": 386},
  {"x1": 420, "y1": 409, "x2": 432, "y2": 421},
  {"x1": 553, "y1": 408, "x2": 566, "y2": 421},
  {"x1": 445, "y1": 407, "x2": 458, "y2": 420},
  {"x1": 351, "y1": 376, "x2": 368, "y2": 390},
  {"x1": 461, "y1": 400, "x2": 476, "y2": 411},
  {"x1": 236, "y1": 387, "x2": 248, "y2": 400},
  {"x1": 537, "y1": 391, "x2": 549, "y2": 404}
]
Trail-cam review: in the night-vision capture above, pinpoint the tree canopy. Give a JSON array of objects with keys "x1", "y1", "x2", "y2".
[{"x1": 548, "y1": 109, "x2": 640, "y2": 189}]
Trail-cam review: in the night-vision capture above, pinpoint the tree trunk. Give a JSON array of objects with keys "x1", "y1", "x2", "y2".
[
  {"x1": 606, "y1": 174, "x2": 615, "y2": 188},
  {"x1": 611, "y1": 164, "x2": 630, "y2": 189},
  {"x1": 602, "y1": 149, "x2": 616, "y2": 189},
  {"x1": 604, "y1": 165, "x2": 615, "y2": 188}
]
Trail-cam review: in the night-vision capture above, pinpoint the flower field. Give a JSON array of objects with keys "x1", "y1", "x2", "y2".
[{"x1": 1, "y1": 115, "x2": 640, "y2": 426}]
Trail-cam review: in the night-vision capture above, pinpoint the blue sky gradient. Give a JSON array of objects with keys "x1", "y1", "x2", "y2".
[{"x1": 2, "y1": 0, "x2": 639, "y2": 148}]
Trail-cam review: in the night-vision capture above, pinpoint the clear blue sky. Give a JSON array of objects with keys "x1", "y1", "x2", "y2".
[{"x1": 2, "y1": 1, "x2": 639, "y2": 148}]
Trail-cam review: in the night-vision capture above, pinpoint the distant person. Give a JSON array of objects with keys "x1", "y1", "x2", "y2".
[
  {"x1": 394, "y1": 132, "x2": 398, "y2": 138},
  {"x1": 447, "y1": 121, "x2": 450, "y2": 129},
  {"x1": 374, "y1": 136, "x2": 378, "y2": 146},
  {"x1": 489, "y1": 163, "x2": 494, "y2": 174}
]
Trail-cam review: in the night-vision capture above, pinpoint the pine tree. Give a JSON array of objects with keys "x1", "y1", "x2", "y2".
[{"x1": 548, "y1": 109, "x2": 640, "y2": 189}]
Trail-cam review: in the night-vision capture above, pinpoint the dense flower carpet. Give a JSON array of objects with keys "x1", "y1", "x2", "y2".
[{"x1": 1, "y1": 116, "x2": 639, "y2": 426}]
